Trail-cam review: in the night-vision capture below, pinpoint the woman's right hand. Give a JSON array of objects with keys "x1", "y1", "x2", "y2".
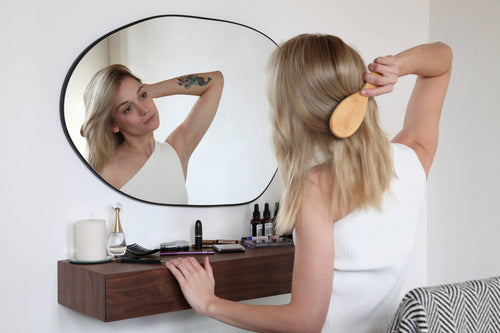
[
  {"x1": 378, "y1": 42, "x2": 453, "y2": 177},
  {"x1": 361, "y1": 55, "x2": 400, "y2": 97},
  {"x1": 165, "y1": 256, "x2": 217, "y2": 315}
]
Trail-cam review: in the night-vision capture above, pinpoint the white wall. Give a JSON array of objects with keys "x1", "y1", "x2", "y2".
[
  {"x1": 5, "y1": 0, "x2": 492, "y2": 332},
  {"x1": 427, "y1": 0, "x2": 500, "y2": 285}
]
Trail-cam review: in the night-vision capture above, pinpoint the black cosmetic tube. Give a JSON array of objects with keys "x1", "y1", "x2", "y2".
[{"x1": 195, "y1": 220, "x2": 202, "y2": 250}]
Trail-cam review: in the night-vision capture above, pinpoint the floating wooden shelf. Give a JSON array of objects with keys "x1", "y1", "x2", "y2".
[{"x1": 58, "y1": 246, "x2": 294, "y2": 321}]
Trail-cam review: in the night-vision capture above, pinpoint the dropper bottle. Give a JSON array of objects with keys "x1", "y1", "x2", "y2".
[
  {"x1": 251, "y1": 204, "x2": 262, "y2": 237},
  {"x1": 263, "y1": 203, "x2": 273, "y2": 236},
  {"x1": 107, "y1": 204, "x2": 127, "y2": 256},
  {"x1": 272, "y1": 202, "x2": 279, "y2": 235}
]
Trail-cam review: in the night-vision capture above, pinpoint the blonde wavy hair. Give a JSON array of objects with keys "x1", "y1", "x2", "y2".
[
  {"x1": 267, "y1": 34, "x2": 394, "y2": 234},
  {"x1": 80, "y1": 64, "x2": 141, "y2": 173}
]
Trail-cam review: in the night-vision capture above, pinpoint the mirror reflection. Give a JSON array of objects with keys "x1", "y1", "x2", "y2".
[{"x1": 62, "y1": 16, "x2": 278, "y2": 205}]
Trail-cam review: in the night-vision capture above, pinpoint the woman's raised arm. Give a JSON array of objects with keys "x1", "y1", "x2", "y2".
[
  {"x1": 145, "y1": 71, "x2": 224, "y2": 175},
  {"x1": 362, "y1": 42, "x2": 453, "y2": 176}
]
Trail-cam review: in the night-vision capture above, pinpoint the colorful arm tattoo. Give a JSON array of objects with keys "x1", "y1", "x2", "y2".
[{"x1": 177, "y1": 75, "x2": 212, "y2": 89}]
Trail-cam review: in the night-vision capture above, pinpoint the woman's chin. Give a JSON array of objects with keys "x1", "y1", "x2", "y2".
[{"x1": 152, "y1": 121, "x2": 160, "y2": 131}]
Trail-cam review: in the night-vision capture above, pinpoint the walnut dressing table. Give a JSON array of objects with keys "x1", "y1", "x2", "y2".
[{"x1": 58, "y1": 246, "x2": 294, "y2": 321}]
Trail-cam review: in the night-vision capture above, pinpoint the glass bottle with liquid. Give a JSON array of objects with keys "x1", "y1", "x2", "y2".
[
  {"x1": 107, "y1": 205, "x2": 127, "y2": 256},
  {"x1": 272, "y1": 202, "x2": 279, "y2": 235},
  {"x1": 263, "y1": 203, "x2": 273, "y2": 237},
  {"x1": 251, "y1": 204, "x2": 262, "y2": 237}
]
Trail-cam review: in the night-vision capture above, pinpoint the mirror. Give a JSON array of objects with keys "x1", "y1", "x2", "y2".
[{"x1": 61, "y1": 15, "x2": 278, "y2": 206}]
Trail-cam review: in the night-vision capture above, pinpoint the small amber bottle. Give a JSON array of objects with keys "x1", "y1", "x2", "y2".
[
  {"x1": 263, "y1": 203, "x2": 273, "y2": 236},
  {"x1": 251, "y1": 204, "x2": 262, "y2": 237},
  {"x1": 271, "y1": 202, "x2": 279, "y2": 235}
]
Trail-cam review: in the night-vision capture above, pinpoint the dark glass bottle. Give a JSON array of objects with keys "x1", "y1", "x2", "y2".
[
  {"x1": 263, "y1": 203, "x2": 273, "y2": 236},
  {"x1": 251, "y1": 204, "x2": 262, "y2": 237},
  {"x1": 271, "y1": 202, "x2": 279, "y2": 235}
]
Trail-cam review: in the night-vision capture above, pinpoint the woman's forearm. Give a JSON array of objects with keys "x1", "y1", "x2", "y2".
[
  {"x1": 165, "y1": 259, "x2": 322, "y2": 333},
  {"x1": 396, "y1": 42, "x2": 453, "y2": 78},
  {"x1": 147, "y1": 71, "x2": 223, "y2": 98},
  {"x1": 205, "y1": 298, "x2": 322, "y2": 333},
  {"x1": 203, "y1": 214, "x2": 333, "y2": 333}
]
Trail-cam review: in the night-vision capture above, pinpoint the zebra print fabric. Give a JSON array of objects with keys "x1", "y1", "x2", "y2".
[{"x1": 388, "y1": 276, "x2": 500, "y2": 333}]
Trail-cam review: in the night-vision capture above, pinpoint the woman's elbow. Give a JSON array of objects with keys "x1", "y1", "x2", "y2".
[
  {"x1": 287, "y1": 306, "x2": 327, "y2": 333},
  {"x1": 289, "y1": 320, "x2": 324, "y2": 333},
  {"x1": 435, "y1": 42, "x2": 454, "y2": 70},
  {"x1": 211, "y1": 71, "x2": 224, "y2": 97},
  {"x1": 212, "y1": 70, "x2": 224, "y2": 86},
  {"x1": 298, "y1": 322, "x2": 324, "y2": 333}
]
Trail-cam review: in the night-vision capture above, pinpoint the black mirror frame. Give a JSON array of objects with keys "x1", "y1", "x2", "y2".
[{"x1": 59, "y1": 14, "x2": 278, "y2": 207}]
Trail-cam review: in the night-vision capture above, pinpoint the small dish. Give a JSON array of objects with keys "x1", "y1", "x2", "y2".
[{"x1": 69, "y1": 256, "x2": 112, "y2": 264}]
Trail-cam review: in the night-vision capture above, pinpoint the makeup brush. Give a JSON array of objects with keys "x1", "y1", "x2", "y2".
[{"x1": 329, "y1": 72, "x2": 380, "y2": 138}]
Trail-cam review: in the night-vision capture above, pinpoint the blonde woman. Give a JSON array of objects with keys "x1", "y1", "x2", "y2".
[
  {"x1": 166, "y1": 34, "x2": 452, "y2": 332},
  {"x1": 81, "y1": 65, "x2": 223, "y2": 204}
]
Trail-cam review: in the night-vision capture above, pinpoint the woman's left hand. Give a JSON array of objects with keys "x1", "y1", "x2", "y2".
[
  {"x1": 361, "y1": 55, "x2": 400, "y2": 97},
  {"x1": 165, "y1": 256, "x2": 217, "y2": 315}
]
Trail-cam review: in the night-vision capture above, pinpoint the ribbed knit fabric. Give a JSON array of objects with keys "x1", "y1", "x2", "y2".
[
  {"x1": 120, "y1": 141, "x2": 188, "y2": 204},
  {"x1": 321, "y1": 143, "x2": 427, "y2": 333}
]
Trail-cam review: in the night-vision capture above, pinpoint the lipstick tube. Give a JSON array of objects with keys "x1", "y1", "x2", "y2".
[{"x1": 195, "y1": 220, "x2": 202, "y2": 250}]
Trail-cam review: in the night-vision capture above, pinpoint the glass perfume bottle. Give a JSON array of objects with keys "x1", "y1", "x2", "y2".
[{"x1": 107, "y1": 205, "x2": 127, "y2": 256}]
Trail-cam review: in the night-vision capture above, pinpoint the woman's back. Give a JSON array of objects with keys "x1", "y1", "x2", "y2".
[
  {"x1": 323, "y1": 143, "x2": 426, "y2": 332},
  {"x1": 164, "y1": 37, "x2": 453, "y2": 333}
]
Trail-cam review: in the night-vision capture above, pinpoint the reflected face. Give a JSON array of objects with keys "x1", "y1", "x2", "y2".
[
  {"x1": 62, "y1": 15, "x2": 278, "y2": 206},
  {"x1": 111, "y1": 77, "x2": 159, "y2": 137}
]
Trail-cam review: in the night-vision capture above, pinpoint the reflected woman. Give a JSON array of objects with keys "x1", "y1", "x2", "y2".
[{"x1": 81, "y1": 65, "x2": 223, "y2": 204}]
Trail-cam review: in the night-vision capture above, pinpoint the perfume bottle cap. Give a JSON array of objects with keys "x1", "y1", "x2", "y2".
[{"x1": 112, "y1": 206, "x2": 123, "y2": 233}]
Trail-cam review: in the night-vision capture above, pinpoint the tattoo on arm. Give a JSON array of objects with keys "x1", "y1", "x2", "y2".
[{"x1": 177, "y1": 75, "x2": 212, "y2": 89}]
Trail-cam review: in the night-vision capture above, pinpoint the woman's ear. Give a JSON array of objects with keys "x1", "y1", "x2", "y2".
[{"x1": 109, "y1": 122, "x2": 120, "y2": 133}]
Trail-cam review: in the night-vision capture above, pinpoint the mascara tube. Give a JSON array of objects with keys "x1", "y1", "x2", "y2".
[{"x1": 195, "y1": 220, "x2": 202, "y2": 250}]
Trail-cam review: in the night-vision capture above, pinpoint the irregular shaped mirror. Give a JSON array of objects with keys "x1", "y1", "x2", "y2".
[{"x1": 61, "y1": 15, "x2": 277, "y2": 206}]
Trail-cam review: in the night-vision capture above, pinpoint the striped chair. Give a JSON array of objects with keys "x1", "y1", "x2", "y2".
[{"x1": 388, "y1": 276, "x2": 500, "y2": 333}]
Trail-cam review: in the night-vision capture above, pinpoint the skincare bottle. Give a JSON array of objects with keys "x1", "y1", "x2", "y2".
[
  {"x1": 272, "y1": 202, "x2": 279, "y2": 235},
  {"x1": 251, "y1": 204, "x2": 262, "y2": 237},
  {"x1": 263, "y1": 203, "x2": 273, "y2": 237},
  {"x1": 107, "y1": 205, "x2": 127, "y2": 256}
]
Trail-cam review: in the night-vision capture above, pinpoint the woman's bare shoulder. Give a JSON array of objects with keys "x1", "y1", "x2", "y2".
[
  {"x1": 301, "y1": 167, "x2": 335, "y2": 219},
  {"x1": 306, "y1": 165, "x2": 350, "y2": 222},
  {"x1": 100, "y1": 150, "x2": 147, "y2": 189}
]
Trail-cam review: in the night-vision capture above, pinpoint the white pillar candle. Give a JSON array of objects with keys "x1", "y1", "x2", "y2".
[{"x1": 74, "y1": 219, "x2": 107, "y2": 261}]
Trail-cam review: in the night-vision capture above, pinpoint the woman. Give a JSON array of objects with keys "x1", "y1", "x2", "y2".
[
  {"x1": 166, "y1": 34, "x2": 452, "y2": 332},
  {"x1": 81, "y1": 65, "x2": 224, "y2": 204}
]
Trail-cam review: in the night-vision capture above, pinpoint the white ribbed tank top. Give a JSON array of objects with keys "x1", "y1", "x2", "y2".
[
  {"x1": 321, "y1": 143, "x2": 426, "y2": 332},
  {"x1": 120, "y1": 141, "x2": 188, "y2": 204}
]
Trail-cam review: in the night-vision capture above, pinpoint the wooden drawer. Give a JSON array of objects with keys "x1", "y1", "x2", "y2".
[{"x1": 58, "y1": 247, "x2": 294, "y2": 321}]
